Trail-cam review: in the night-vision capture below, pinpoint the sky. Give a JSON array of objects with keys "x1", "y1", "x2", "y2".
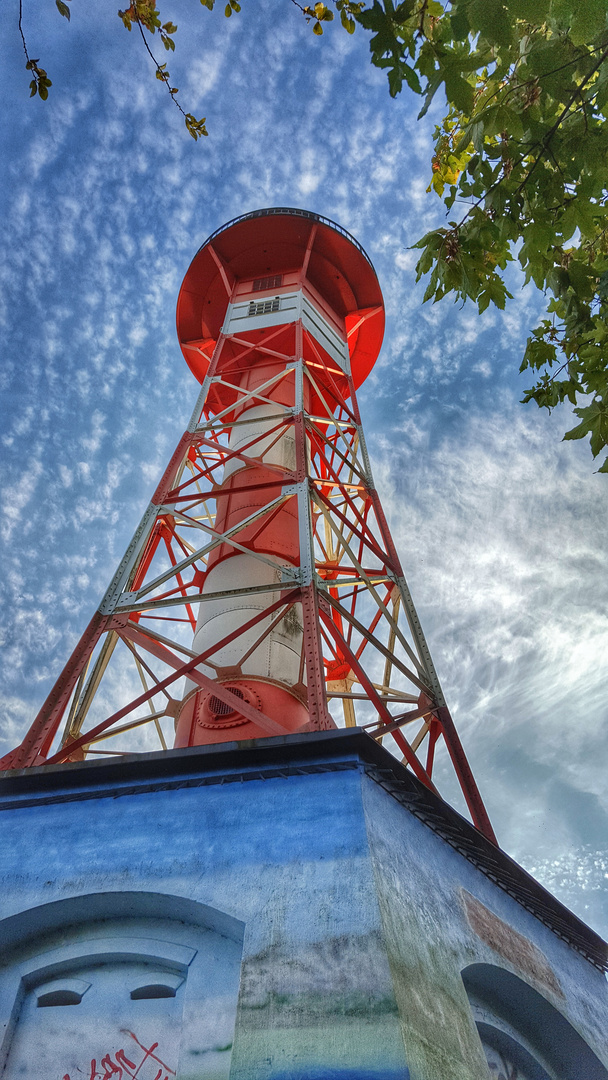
[{"x1": 1, "y1": 0, "x2": 607, "y2": 937}]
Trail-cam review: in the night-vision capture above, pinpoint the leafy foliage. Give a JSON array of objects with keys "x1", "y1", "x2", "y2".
[
  {"x1": 19, "y1": 0, "x2": 361, "y2": 135},
  {"x1": 25, "y1": 57, "x2": 52, "y2": 99},
  {"x1": 17, "y1": 0, "x2": 608, "y2": 467},
  {"x1": 357, "y1": 0, "x2": 608, "y2": 471}
]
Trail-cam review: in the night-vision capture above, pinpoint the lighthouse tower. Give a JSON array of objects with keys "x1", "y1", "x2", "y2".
[
  {"x1": 0, "y1": 210, "x2": 606, "y2": 1080},
  {"x1": 0, "y1": 209, "x2": 494, "y2": 842}
]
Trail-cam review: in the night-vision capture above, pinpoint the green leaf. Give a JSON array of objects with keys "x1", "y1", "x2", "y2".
[
  {"x1": 563, "y1": 417, "x2": 591, "y2": 441},
  {"x1": 417, "y1": 75, "x2": 442, "y2": 119},
  {"x1": 56, "y1": 0, "x2": 71, "y2": 20},
  {"x1": 478, "y1": 289, "x2": 492, "y2": 313},
  {"x1": 444, "y1": 71, "x2": 475, "y2": 113},
  {"x1": 467, "y1": 0, "x2": 513, "y2": 46},
  {"x1": 401, "y1": 63, "x2": 421, "y2": 94},
  {"x1": 450, "y1": 7, "x2": 470, "y2": 40},
  {"x1": 563, "y1": 400, "x2": 608, "y2": 457},
  {"x1": 509, "y1": 0, "x2": 550, "y2": 17},
  {"x1": 570, "y1": 0, "x2": 607, "y2": 45}
]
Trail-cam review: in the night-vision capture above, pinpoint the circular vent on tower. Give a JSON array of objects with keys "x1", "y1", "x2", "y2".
[
  {"x1": 208, "y1": 688, "x2": 244, "y2": 718},
  {"x1": 197, "y1": 684, "x2": 261, "y2": 729}
]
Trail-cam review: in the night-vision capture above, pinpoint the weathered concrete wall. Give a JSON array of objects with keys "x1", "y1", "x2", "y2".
[
  {"x1": 0, "y1": 736, "x2": 606, "y2": 1080},
  {"x1": 0, "y1": 759, "x2": 407, "y2": 1079},
  {"x1": 361, "y1": 772, "x2": 608, "y2": 1080}
]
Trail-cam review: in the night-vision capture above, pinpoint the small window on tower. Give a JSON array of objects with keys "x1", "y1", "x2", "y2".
[
  {"x1": 253, "y1": 274, "x2": 282, "y2": 291},
  {"x1": 248, "y1": 297, "x2": 281, "y2": 317}
]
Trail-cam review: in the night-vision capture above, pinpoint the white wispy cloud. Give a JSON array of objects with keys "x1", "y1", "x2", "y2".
[{"x1": 0, "y1": 0, "x2": 606, "y2": 938}]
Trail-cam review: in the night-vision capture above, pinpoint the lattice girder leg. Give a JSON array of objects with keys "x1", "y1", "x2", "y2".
[{"x1": 1, "y1": 209, "x2": 496, "y2": 844}]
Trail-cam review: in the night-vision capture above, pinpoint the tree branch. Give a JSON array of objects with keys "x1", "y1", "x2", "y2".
[{"x1": 18, "y1": 0, "x2": 30, "y2": 64}]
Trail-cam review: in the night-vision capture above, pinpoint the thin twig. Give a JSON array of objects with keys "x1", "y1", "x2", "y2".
[
  {"x1": 18, "y1": 0, "x2": 30, "y2": 62},
  {"x1": 134, "y1": 7, "x2": 185, "y2": 119}
]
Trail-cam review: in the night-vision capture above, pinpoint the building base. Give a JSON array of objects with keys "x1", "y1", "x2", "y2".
[{"x1": 0, "y1": 730, "x2": 606, "y2": 1079}]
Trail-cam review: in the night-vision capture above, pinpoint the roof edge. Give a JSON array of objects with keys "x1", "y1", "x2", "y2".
[{"x1": 197, "y1": 206, "x2": 376, "y2": 271}]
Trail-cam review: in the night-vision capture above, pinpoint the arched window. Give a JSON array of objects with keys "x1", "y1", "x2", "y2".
[
  {"x1": 462, "y1": 963, "x2": 608, "y2": 1080},
  {"x1": 0, "y1": 892, "x2": 244, "y2": 1080}
]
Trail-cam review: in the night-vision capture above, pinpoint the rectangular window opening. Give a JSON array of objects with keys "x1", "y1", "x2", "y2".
[
  {"x1": 248, "y1": 298, "x2": 281, "y2": 317},
  {"x1": 253, "y1": 275, "x2": 283, "y2": 292}
]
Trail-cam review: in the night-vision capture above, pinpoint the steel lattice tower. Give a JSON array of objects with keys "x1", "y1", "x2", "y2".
[{"x1": 0, "y1": 208, "x2": 495, "y2": 844}]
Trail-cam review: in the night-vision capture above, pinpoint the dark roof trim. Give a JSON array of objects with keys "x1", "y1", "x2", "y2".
[{"x1": 198, "y1": 207, "x2": 376, "y2": 270}]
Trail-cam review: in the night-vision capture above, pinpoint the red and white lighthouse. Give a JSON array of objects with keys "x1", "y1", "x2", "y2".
[
  {"x1": 0, "y1": 208, "x2": 495, "y2": 843},
  {"x1": 172, "y1": 208, "x2": 384, "y2": 746}
]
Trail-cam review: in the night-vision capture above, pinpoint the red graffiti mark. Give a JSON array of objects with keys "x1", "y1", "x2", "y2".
[
  {"x1": 115, "y1": 1051, "x2": 137, "y2": 1072},
  {"x1": 120, "y1": 1031, "x2": 175, "y2": 1078},
  {"x1": 61, "y1": 1033, "x2": 174, "y2": 1080},
  {"x1": 101, "y1": 1056, "x2": 123, "y2": 1079}
]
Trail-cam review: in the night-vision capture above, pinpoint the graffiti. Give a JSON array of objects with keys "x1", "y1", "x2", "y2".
[
  {"x1": 483, "y1": 1042, "x2": 529, "y2": 1080},
  {"x1": 61, "y1": 1029, "x2": 176, "y2": 1080}
]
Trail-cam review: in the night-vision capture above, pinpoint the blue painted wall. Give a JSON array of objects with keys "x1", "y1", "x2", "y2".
[{"x1": 0, "y1": 740, "x2": 605, "y2": 1080}]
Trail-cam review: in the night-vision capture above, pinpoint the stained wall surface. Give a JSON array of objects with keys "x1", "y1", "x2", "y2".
[
  {"x1": 361, "y1": 774, "x2": 608, "y2": 1080},
  {"x1": 0, "y1": 734, "x2": 606, "y2": 1080}
]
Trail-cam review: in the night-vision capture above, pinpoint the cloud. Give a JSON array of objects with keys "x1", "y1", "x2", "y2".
[
  {"x1": 0, "y1": 0, "x2": 606, "y2": 937},
  {"x1": 368, "y1": 397, "x2": 608, "y2": 923}
]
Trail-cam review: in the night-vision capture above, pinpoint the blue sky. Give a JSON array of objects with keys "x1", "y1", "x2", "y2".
[{"x1": 1, "y1": 0, "x2": 607, "y2": 936}]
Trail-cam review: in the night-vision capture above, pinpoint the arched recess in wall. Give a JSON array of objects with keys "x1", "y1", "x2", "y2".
[
  {"x1": 0, "y1": 891, "x2": 245, "y2": 1080},
  {"x1": 461, "y1": 963, "x2": 608, "y2": 1080}
]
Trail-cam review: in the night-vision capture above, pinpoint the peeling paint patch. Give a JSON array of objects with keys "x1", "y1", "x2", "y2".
[{"x1": 462, "y1": 890, "x2": 563, "y2": 998}]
